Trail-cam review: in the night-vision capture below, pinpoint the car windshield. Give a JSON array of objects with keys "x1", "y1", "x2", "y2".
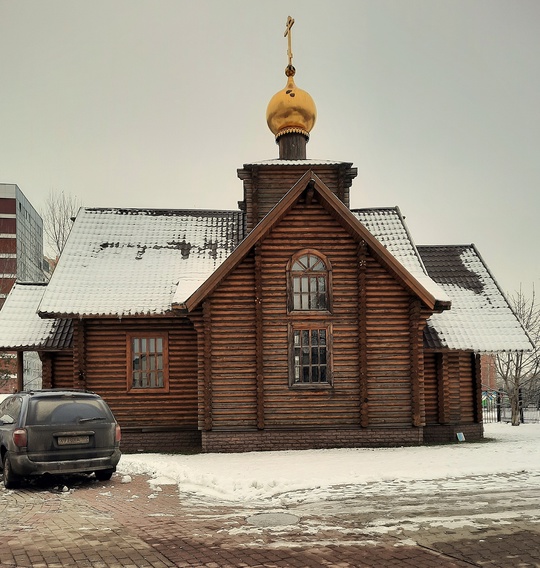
[{"x1": 26, "y1": 398, "x2": 111, "y2": 426}]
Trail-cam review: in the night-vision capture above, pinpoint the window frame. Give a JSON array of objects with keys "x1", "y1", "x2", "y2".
[
  {"x1": 287, "y1": 249, "x2": 332, "y2": 314},
  {"x1": 126, "y1": 332, "x2": 170, "y2": 394},
  {"x1": 288, "y1": 323, "x2": 333, "y2": 389}
]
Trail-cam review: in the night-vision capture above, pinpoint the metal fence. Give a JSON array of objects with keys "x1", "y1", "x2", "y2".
[
  {"x1": 483, "y1": 390, "x2": 540, "y2": 424},
  {"x1": 23, "y1": 351, "x2": 42, "y2": 391}
]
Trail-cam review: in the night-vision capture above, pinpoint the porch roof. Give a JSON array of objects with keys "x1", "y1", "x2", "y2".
[
  {"x1": 0, "y1": 283, "x2": 72, "y2": 351},
  {"x1": 419, "y1": 245, "x2": 534, "y2": 352}
]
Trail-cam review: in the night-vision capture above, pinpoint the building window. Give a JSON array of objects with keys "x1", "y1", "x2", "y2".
[
  {"x1": 127, "y1": 333, "x2": 169, "y2": 393},
  {"x1": 290, "y1": 326, "x2": 332, "y2": 387},
  {"x1": 289, "y1": 251, "x2": 331, "y2": 311}
]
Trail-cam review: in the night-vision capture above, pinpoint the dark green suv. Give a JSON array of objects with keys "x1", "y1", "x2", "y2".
[{"x1": 0, "y1": 390, "x2": 121, "y2": 489}]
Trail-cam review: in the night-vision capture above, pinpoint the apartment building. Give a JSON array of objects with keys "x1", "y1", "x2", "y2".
[{"x1": 0, "y1": 183, "x2": 46, "y2": 308}]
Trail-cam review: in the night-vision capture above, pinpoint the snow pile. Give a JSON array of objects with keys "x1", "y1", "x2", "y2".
[{"x1": 117, "y1": 423, "x2": 540, "y2": 504}]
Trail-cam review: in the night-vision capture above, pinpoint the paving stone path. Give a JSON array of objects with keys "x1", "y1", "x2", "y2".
[{"x1": 1, "y1": 471, "x2": 539, "y2": 567}]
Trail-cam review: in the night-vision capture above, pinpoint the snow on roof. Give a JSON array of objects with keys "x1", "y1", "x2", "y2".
[
  {"x1": 419, "y1": 245, "x2": 534, "y2": 352},
  {"x1": 353, "y1": 210, "x2": 531, "y2": 352},
  {"x1": 34, "y1": 205, "x2": 532, "y2": 353},
  {"x1": 352, "y1": 207, "x2": 451, "y2": 306},
  {"x1": 0, "y1": 283, "x2": 72, "y2": 350},
  {"x1": 243, "y1": 159, "x2": 353, "y2": 167},
  {"x1": 39, "y1": 208, "x2": 244, "y2": 317}
]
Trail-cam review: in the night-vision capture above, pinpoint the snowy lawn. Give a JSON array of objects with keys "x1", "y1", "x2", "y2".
[{"x1": 118, "y1": 423, "x2": 540, "y2": 504}]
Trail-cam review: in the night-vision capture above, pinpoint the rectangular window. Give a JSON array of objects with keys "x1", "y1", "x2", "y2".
[
  {"x1": 290, "y1": 326, "x2": 331, "y2": 387},
  {"x1": 293, "y1": 275, "x2": 328, "y2": 310},
  {"x1": 127, "y1": 333, "x2": 169, "y2": 393}
]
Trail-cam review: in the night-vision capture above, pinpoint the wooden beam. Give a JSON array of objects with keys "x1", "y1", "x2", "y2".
[
  {"x1": 17, "y1": 352, "x2": 23, "y2": 392},
  {"x1": 73, "y1": 319, "x2": 86, "y2": 390},
  {"x1": 255, "y1": 245, "x2": 265, "y2": 429},
  {"x1": 39, "y1": 352, "x2": 53, "y2": 389},
  {"x1": 203, "y1": 301, "x2": 213, "y2": 431},
  {"x1": 311, "y1": 172, "x2": 449, "y2": 312},
  {"x1": 473, "y1": 353, "x2": 483, "y2": 423},
  {"x1": 358, "y1": 240, "x2": 369, "y2": 428},
  {"x1": 409, "y1": 297, "x2": 423, "y2": 427},
  {"x1": 437, "y1": 353, "x2": 450, "y2": 424}
]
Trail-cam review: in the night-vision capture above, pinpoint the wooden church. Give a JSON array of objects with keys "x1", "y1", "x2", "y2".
[{"x1": 0, "y1": 20, "x2": 532, "y2": 453}]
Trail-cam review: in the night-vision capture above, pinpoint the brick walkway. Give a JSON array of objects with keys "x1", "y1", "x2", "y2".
[{"x1": 1, "y1": 473, "x2": 539, "y2": 567}]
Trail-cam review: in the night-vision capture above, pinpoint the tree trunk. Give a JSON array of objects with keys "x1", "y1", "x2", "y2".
[{"x1": 510, "y1": 391, "x2": 521, "y2": 426}]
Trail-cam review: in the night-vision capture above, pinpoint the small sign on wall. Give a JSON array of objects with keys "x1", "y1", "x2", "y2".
[{"x1": 456, "y1": 432, "x2": 465, "y2": 442}]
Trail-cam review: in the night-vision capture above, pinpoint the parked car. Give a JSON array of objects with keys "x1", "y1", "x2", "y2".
[{"x1": 0, "y1": 389, "x2": 121, "y2": 488}]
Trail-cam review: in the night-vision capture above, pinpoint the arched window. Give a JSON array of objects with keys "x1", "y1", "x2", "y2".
[{"x1": 289, "y1": 252, "x2": 330, "y2": 311}]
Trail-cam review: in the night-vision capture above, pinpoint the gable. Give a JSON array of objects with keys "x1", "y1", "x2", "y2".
[
  {"x1": 202, "y1": 199, "x2": 422, "y2": 431},
  {"x1": 33, "y1": 176, "x2": 450, "y2": 320},
  {"x1": 180, "y1": 171, "x2": 450, "y2": 313}
]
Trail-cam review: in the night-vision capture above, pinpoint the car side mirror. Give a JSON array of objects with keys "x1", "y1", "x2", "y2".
[{"x1": 0, "y1": 414, "x2": 14, "y2": 425}]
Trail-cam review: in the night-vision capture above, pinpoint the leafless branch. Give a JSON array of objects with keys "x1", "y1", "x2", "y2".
[
  {"x1": 41, "y1": 189, "x2": 82, "y2": 260},
  {"x1": 495, "y1": 286, "x2": 540, "y2": 425}
]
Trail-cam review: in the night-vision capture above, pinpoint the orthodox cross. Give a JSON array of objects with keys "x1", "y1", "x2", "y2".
[{"x1": 284, "y1": 16, "x2": 295, "y2": 67}]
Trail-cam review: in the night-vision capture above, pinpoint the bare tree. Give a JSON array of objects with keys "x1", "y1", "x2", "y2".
[
  {"x1": 0, "y1": 352, "x2": 17, "y2": 392},
  {"x1": 496, "y1": 287, "x2": 540, "y2": 425},
  {"x1": 42, "y1": 189, "x2": 81, "y2": 260}
]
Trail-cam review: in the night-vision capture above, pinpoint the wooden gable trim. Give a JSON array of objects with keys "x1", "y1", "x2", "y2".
[
  {"x1": 179, "y1": 170, "x2": 315, "y2": 312},
  {"x1": 178, "y1": 170, "x2": 450, "y2": 313},
  {"x1": 308, "y1": 173, "x2": 450, "y2": 312}
]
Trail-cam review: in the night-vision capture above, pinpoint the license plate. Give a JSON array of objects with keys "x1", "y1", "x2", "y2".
[{"x1": 57, "y1": 435, "x2": 89, "y2": 445}]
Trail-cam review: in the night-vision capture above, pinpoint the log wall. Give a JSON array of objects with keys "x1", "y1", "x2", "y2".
[
  {"x1": 364, "y1": 256, "x2": 416, "y2": 428},
  {"x1": 49, "y1": 317, "x2": 199, "y2": 452},
  {"x1": 51, "y1": 351, "x2": 74, "y2": 388},
  {"x1": 238, "y1": 164, "x2": 357, "y2": 232},
  {"x1": 44, "y1": 317, "x2": 200, "y2": 452},
  {"x1": 205, "y1": 195, "x2": 421, "y2": 434},
  {"x1": 78, "y1": 318, "x2": 198, "y2": 429},
  {"x1": 197, "y1": 256, "x2": 258, "y2": 431},
  {"x1": 459, "y1": 352, "x2": 475, "y2": 423},
  {"x1": 423, "y1": 352, "x2": 439, "y2": 425},
  {"x1": 260, "y1": 202, "x2": 360, "y2": 429},
  {"x1": 423, "y1": 350, "x2": 484, "y2": 443}
]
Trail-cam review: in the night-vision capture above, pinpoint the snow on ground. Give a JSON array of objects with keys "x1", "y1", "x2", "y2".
[{"x1": 118, "y1": 423, "x2": 540, "y2": 505}]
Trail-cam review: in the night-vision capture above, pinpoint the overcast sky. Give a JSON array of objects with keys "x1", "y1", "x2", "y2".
[{"x1": 1, "y1": 1, "x2": 538, "y2": 296}]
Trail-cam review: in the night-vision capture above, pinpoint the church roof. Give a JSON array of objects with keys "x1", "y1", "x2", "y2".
[
  {"x1": 38, "y1": 178, "x2": 449, "y2": 319},
  {"x1": 38, "y1": 208, "x2": 244, "y2": 318},
  {"x1": 0, "y1": 283, "x2": 72, "y2": 350},
  {"x1": 352, "y1": 210, "x2": 532, "y2": 352},
  {"x1": 352, "y1": 206, "x2": 432, "y2": 287},
  {"x1": 419, "y1": 245, "x2": 534, "y2": 352},
  {"x1": 181, "y1": 171, "x2": 450, "y2": 312},
  {"x1": 27, "y1": 192, "x2": 531, "y2": 354}
]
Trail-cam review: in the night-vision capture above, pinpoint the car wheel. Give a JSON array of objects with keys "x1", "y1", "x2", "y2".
[
  {"x1": 3, "y1": 452, "x2": 21, "y2": 489},
  {"x1": 95, "y1": 468, "x2": 114, "y2": 481}
]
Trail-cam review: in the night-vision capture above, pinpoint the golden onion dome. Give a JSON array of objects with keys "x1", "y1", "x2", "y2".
[{"x1": 266, "y1": 65, "x2": 317, "y2": 140}]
